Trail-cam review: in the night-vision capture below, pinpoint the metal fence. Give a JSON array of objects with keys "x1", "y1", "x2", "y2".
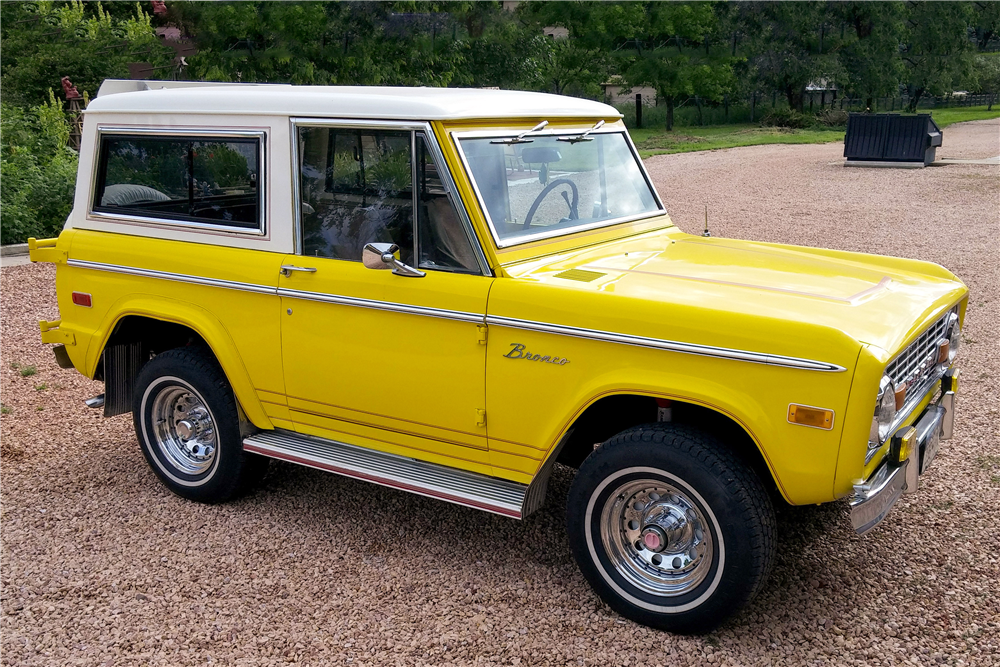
[{"x1": 835, "y1": 94, "x2": 996, "y2": 112}]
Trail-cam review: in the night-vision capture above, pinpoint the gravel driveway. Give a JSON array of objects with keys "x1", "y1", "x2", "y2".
[{"x1": 2, "y1": 119, "x2": 998, "y2": 666}]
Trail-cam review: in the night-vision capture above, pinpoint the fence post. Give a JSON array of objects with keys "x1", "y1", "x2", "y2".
[{"x1": 635, "y1": 93, "x2": 642, "y2": 129}]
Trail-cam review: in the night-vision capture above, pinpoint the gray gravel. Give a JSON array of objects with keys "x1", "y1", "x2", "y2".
[{"x1": 2, "y1": 119, "x2": 998, "y2": 666}]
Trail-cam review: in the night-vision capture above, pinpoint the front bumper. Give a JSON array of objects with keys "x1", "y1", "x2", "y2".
[{"x1": 849, "y1": 370, "x2": 957, "y2": 535}]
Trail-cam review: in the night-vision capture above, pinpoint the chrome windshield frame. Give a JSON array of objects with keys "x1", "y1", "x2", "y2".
[{"x1": 451, "y1": 126, "x2": 666, "y2": 249}]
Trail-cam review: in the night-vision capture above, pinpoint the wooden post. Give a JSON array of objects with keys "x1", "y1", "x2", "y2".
[{"x1": 636, "y1": 93, "x2": 643, "y2": 129}]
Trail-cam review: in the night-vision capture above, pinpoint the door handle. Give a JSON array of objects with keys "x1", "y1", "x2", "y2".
[{"x1": 280, "y1": 265, "x2": 318, "y2": 277}]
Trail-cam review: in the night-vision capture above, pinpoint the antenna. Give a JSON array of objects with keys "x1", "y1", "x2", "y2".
[{"x1": 703, "y1": 205, "x2": 711, "y2": 237}]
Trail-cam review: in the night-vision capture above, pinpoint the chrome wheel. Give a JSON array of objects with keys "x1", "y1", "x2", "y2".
[
  {"x1": 150, "y1": 382, "x2": 217, "y2": 476},
  {"x1": 600, "y1": 479, "x2": 714, "y2": 597}
]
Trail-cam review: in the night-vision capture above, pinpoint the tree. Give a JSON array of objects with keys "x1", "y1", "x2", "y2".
[
  {"x1": 520, "y1": 1, "x2": 644, "y2": 97},
  {"x1": 971, "y1": 1, "x2": 1000, "y2": 51},
  {"x1": 901, "y1": 2, "x2": 977, "y2": 111},
  {"x1": 738, "y1": 2, "x2": 844, "y2": 113},
  {"x1": 0, "y1": 1, "x2": 171, "y2": 108},
  {"x1": 835, "y1": 2, "x2": 906, "y2": 109},
  {"x1": 1, "y1": 92, "x2": 79, "y2": 244},
  {"x1": 623, "y1": 3, "x2": 736, "y2": 130},
  {"x1": 971, "y1": 53, "x2": 1000, "y2": 109}
]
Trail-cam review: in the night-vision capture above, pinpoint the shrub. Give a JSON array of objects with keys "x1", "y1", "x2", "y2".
[
  {"x1": 1, "y1": 92, "x2": 79, "y2": 245},
  {"x1": 759, "y1": 108, "x2": 812, "y2": 129},
  {"x1": 814, "y1": 108, "x2": 849, "y2": 127}
]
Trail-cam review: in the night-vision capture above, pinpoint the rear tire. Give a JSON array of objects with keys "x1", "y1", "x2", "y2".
[
  {"x1": 132, "y1": 347, "x2": 267, "y2": 503},
  {"x1": 566, "y1": 423, "x2": 775, "y2": 634}
]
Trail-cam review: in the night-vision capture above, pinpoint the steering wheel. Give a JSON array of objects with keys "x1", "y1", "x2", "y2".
[{"x1": 523, "y1": 178, "x2": 579, "y2": 229}]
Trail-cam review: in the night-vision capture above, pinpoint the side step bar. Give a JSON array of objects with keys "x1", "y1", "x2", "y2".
[{"x1": 243, "y1": 430, "x2": 530, "y2": 519}]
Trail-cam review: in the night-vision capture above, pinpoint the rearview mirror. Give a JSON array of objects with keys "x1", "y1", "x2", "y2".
[
  {"x1": 362, "y1": 242, "x2": 425, "y2": 278},
  {"x1": 520, "y1": 147, "x2": 562, "y2": 164}
]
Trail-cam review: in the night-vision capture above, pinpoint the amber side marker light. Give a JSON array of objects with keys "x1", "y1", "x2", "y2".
[
  {"x1": 787, "y1": 404, "x2": 834, "y2": 430},
  {"x1": 71, "y1": 292, "x2": 92, "y2": 307}
]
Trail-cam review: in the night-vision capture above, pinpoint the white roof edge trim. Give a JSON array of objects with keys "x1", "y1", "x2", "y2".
[
  {"x1": 86, "y1": 81, "x2": 623, "y2": 122},
  {"x1": 97, "y1": 79, "x2": 287, "y2": 97}
]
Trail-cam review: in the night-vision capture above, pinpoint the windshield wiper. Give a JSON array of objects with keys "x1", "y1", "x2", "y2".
[
  {"x1": 490, "y1": 120, "x2": 549, "y2": 145},
  {"x1": 557, "y1": 120, "x2": 605, "y2": 144}
]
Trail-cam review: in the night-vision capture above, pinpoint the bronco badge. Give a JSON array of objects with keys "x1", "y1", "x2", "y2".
[{"x1": 503, "y1": 343, "x2": 570, "y2": 365}]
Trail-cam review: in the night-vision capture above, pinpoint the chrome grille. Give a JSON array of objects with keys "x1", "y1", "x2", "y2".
[{"x1": 885, "y1": 313, "x2": 950, "y2": 389}]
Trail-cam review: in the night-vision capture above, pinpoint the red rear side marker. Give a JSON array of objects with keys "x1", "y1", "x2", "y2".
[{"x1": 71, "y1": 292, "x2": 92, "y2": 307}]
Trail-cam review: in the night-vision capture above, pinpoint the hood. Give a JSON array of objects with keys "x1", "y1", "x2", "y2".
[{"x1": 502, "y1": 229, "x2": 967, "y2": 358}]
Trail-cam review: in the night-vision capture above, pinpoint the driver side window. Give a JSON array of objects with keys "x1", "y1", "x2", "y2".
[
  {"x1": 298, "y1": 128, "x2": 414, "y2": 263},
  {"x1": 296, "y1": 127, "x2": 480, "y2": 274}
]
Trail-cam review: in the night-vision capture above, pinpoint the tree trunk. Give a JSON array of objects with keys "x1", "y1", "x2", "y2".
[
  {"x1": 750, "y1": 92, "x2": 756, "y2": 123},
  {"x1": 908, "y1": 88, "x2": 924, "y2": 113},
  {"x1": 786, "y1": 87, "x2": 804, "y2": 112},
  {"x1": 665, "y1": 96, "x2": 675, "y2": 131},
  {"x1": 866, "y1": 97, "x2": 873, "y2": 112},
  {"x1": 695, "y1": 96, "x2": 703, "y2": 125}
]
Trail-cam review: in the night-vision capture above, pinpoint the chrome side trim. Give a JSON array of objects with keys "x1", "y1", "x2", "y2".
[
  {"x1": 67, "y1": 259, "x2": 278, "y2": 296},
  {"x1": 66, "y1": 259, "x2": 483, "y2": 322},
  {"x1": 277, "y1": 287, "x2": 483, "y2": 323},
  {"x1": 244, "y1": 429, "x2": 528, "y2": 519},
  {"x1": 485, "y1": 315, "x2": 847, "y2": 372}
]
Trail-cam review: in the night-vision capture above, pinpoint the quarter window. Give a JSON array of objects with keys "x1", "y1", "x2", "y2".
[{"x1": 93, "y1": 134, "x2": 263, "y2": 231}]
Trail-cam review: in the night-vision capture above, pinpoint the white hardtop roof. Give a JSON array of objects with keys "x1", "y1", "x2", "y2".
[{"x1": 88, "y1": 80, "x2": 621, "y2": 121}]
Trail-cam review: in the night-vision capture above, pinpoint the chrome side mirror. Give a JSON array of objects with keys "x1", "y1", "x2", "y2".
[{"x1": 362, "y1": 243, "x2": 425, "y2": 278}]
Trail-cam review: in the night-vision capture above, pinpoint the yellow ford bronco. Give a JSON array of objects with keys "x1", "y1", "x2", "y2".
[{"x1": 30, "y1": 81, "x2": 966, "y2": 633}]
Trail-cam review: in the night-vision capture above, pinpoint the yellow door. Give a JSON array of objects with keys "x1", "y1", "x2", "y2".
[{"x1": 280, "y1": 123, "x2": 494, "y2": 474}]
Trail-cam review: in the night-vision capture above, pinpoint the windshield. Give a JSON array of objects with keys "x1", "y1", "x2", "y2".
[{"x1": 457, "y1": 131, "x2": 662, "y2": 246}]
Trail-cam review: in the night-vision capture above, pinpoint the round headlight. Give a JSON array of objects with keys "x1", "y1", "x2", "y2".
[
  {"x1": 948, "y1": 317, "x2": 960, "y2": 362},
  {"x1": 876, "y1": 375, "x2": 896, "y2": 441}
]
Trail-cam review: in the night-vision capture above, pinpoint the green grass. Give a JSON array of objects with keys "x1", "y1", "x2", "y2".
[
  {"x1": 923, "y1": 106, "x2": 1000, "y2": 128},
  {"x1": 18, "y1": 365, "x2": 37, "y2": 377},
  {"x1": 630, "y1": 106, "x2": 1000, "y2": 159}
]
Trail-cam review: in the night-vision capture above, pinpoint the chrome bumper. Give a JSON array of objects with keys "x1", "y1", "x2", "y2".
[{"x1": 850, "y1": 376, "x2": 956, "y2": 535}]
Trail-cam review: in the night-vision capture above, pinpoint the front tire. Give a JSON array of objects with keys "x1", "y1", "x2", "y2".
[
  {"x1": 567, "y1": 423, "x2": 775, "y2": 633},
  {"x1": 133, "y1": 347, "x2": 267, "y2": 503}
]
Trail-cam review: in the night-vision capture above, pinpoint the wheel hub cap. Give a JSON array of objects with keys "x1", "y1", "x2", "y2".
[
  {"x1": 150, "y1": 384, "x2": 218, "y2": 475},
  {"x1": 600, "y1": 480, "x2": 713, "y2": 596}
]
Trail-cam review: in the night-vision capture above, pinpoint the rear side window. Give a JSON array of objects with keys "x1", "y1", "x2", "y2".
[{"x1": 92, "y1": 133, "x2": 263, "y2": 232}]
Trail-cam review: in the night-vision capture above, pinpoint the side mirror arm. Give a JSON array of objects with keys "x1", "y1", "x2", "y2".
[{"x1": 362, "y1": 243, "x2": 426, "y2": 278}]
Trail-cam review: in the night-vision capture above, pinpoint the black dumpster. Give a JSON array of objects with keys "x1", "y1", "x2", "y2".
[{"x1": 844, "y1": 113, "x2": 942, "y2": 167}]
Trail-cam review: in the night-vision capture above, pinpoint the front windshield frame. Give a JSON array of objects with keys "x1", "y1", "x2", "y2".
[{"x1": 452, "y1": 126, "x2": 666, "y2": 249}]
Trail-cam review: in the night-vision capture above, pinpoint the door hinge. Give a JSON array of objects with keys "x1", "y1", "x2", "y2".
[
  {"x1": 477, "y1": 324, "x2": 488, "y2": 345},
  {"x1": 476, "y1": 408, "x2": 487, "y2": 428}
]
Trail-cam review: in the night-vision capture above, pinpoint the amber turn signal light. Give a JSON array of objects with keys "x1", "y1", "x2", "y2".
[
  {"x1": 937, "y1": 338, "x2": 950, "y2": 364},
  {"x1": 894, "y1": 383, "x2": 907, "y2": 410},
  {"x1": 891, "y1": 426, "x2": 917, "y2": 464},
  {"x1": 787, "y1": 404, "x2": 834, "y2": 430}
]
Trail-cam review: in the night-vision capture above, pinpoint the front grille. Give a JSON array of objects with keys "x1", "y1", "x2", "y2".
[{"x1": 885, "y1": 312, "x2": 950, "y2": 389}]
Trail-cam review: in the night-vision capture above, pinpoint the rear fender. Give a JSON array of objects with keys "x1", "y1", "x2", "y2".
[{"x1": 87, "y1": 294, "x2": 273, "y2": 429}]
